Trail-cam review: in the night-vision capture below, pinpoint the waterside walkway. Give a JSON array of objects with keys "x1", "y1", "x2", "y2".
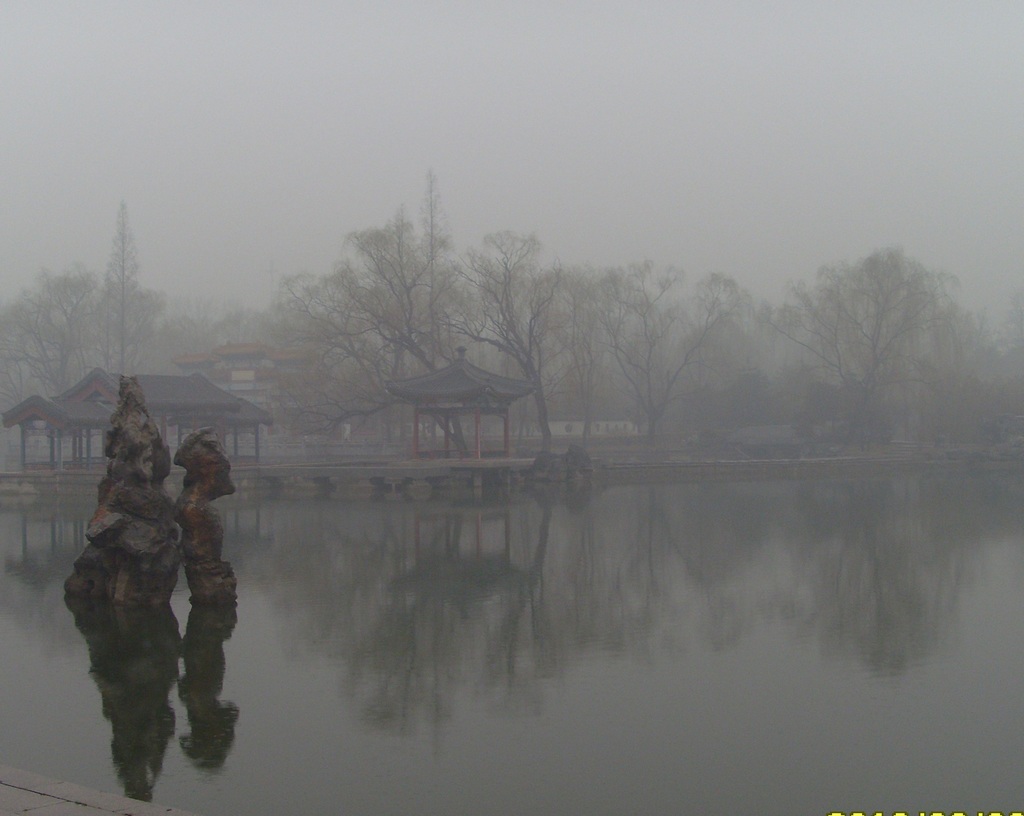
[
  {"x1": 0, "y1": 458, "x2": 541, "y2": 500},
  {"x1": 0, "y1": 765, "x2": 198, "y2": 816},
  {"x1": 2, "y1": 451, "x2": 1022, "y2": 501}
]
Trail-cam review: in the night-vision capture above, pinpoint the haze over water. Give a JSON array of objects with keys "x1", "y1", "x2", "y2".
[
  {"x1": 3, "y1": 474, "x2": 1024, "y2": 814},
  {"x1": 3, "y1": 4, "x2": 1023, "y2": 311}
]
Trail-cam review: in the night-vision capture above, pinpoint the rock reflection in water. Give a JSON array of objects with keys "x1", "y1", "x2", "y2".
[
  {"x1": 7, "y1": 475, "x2": 1024, "y2": 813},
  {"x1": 65, "y1": 598, "x2": 238, "y2": 800},
  {"x1": 178, "y1": 605, "x2": 238, "y2": 769},
  {"x1": 65, "y1": 597, "x2": 180, "y2": 801}
]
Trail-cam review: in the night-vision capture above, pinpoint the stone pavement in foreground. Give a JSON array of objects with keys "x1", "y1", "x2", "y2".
[{"x1": 0, "y1": 765, "x2": 199, "y2": 816}]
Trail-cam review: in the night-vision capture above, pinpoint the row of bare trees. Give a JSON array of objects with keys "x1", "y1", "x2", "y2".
[
  {"x1": 275, "y1": 179, "x2": 1019, "y2": 450},
  {"x1": 0, "y1": 203, "x2": 273, "y2": 407},
  {"x1": 275, "y1": 194, "x2": 749, "y2": 449},
  {"x1": 0, "y1": 202, "x2": 161, "y2": 402},
  {"x1": 4, "y1": 182, "x2": 1023, "y2": 449}
]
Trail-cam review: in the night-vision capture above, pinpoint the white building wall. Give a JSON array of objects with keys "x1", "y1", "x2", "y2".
[{"x1": 548, "y1": 420, "x2": 639, "y2": 438}]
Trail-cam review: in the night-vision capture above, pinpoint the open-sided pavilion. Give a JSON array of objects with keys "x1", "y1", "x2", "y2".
[
  {"x1": 386, "y1": 348, "x2": 533, "y2": 459},
  {"x1": 2, "y1": 368, "x2": 273, "y2": 470}
]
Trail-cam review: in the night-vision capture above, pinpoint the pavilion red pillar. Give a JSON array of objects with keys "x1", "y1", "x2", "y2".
[
  {"x1": 413, "y1": 406, "x2": 420, "y2": 458},
  {"x1": 474, "y1": 408, "x2": 481, "y2": 459}
]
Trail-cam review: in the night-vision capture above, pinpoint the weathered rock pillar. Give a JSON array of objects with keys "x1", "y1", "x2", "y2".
[
  {"x1": 174, "y1": 428, "x2": 237, "y2": 605},
  {"x1": 65, "y1": 376, "x2": 180, "y2": 606}
]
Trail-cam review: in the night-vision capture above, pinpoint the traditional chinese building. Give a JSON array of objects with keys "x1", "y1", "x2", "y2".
[
  {"x1": 172, "y1": 343, "x2": 309, "y2": 416},
  {"x1": 2, "y1": 368, "x2": 273, "y2": 470},
  {"x1": 385, "y1": 348, "x2": 533, "y2": 459}
]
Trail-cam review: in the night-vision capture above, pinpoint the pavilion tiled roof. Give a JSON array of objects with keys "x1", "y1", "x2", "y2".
[
  {"x1": 171, "y1": 352, "x2": 218, "y2": 366},
  {"x1": 135, "y1": 373, "x2": 241, "y2": 412},
  {"x1": 59, "y1": 369, "x2": 243, "y2": 412},
  {"x1": 212, "y1": 343, "x2": 269, "y2": 357},
  {"x1": 386, "y1": 348, "x2": 533, "y2": 405},
  {"x1": 3, "y1": 393, "x2": 113, "y2": 429},
  {"x1": 56, "y1": 401, "x2": 114, "y2": 424},
  {"x1": 3, "y1": 370, "x2": 272, "y2": 429},
  {"x1": 232, "y1": 397, "x2": 273, "y2": 424}
]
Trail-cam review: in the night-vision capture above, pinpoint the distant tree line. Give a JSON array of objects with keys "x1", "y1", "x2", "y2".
[
  {"x1": 274, "y1": 176, "x2": 1024, "y2": 451},
  {"x1": 4, "y1": 181, "x2": 1024, "y2": 452},
  {"x1": 0, "y1": 202, "x2": 274, "y2": 405}
]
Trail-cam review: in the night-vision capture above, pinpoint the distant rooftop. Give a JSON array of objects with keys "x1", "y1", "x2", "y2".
[{"x1": 386, "y1": 348, "x2": 533, "y2": 405}]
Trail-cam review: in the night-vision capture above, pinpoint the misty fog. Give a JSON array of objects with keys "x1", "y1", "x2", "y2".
[
  {"x1": 2, "y1": 4, "x2": 1023, "y2": 450},
  {"x1": 3, "y1": 4, "x2": 1021, "y2": 311}
]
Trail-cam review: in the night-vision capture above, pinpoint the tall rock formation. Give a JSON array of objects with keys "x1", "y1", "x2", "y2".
[{"x1": 65, "y1": 376, "x2": 180, "y2": 606}]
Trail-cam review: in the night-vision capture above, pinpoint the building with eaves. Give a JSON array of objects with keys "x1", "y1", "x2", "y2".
[
  {"x1": 385, "y1": 348, "x2": 533, "y2": 459},
  {"x1": 2, "y1": 368, "x2": 273, "y2": 470}
]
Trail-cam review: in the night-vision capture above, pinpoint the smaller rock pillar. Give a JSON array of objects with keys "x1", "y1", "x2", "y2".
[{"x1": 174, "y1": 428, "x2": 237, "y2": 605}]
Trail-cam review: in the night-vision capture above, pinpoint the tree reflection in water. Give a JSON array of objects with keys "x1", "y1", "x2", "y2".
[
  {"x1": 7, "y1": 475, "x2": 1020, "y2": 792},
  {"x1": 349, "y1": 497, "x2": 553, "y2": 731},
  {"x1": 261, "y1": 478, "x2": 989, "y2": 733},
  {"x1": 788, "y1": 478, "x2": 966, "y2": 675}
]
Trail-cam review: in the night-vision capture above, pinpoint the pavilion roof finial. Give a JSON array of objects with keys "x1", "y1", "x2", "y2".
[{"x1": 455, "y1": 346, "x2": 467, "y2": 361}]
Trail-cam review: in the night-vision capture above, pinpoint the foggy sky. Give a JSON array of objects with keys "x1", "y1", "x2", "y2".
[{"x1": 3, "y1": 2, "x2": 1022, "y2": 313}]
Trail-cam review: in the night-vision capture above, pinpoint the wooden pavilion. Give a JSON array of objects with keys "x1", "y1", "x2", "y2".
[
  {"x1": 385, "y1": 348, "x2": 533, "y2": 459},
  {"x1": 2, "y1": 368, "x2": 273, "y2": 470}
]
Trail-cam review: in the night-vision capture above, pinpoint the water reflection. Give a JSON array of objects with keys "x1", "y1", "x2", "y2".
[
  {"x1": 5, "y1": 475, "x2": 1023, "y2": 805},
  {"x1": 178, "y1": 605, "x2": 238, "y2": 770},
  {"x1": 63, "y1": 598, "x2": 238, "y2": 799},
  {"x1": 256, "y1": 478, "x2": 1000, "y2": 731},
  {"x1": 787, "y1": 479, "x2": 966, "y2": 674},
  {"x1": 4, "y1": 504, "x2": 88, "y2": 588},
  {"x1": 65, "y1": 598, "x2": 180, "y2": 801},
  {"x1": 349, "y1": 499, "x2": 553, "y2": 731}
]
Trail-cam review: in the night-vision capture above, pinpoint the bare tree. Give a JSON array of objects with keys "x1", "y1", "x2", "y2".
[
  {"x1": 600, "y1": 263, "x2": 740, "y2": 442},
  {"x1": 145, "y1": 299, "x2": 274, "y2": 373},
  {"x1": 276, "y1": 188, "x2": 462, "y2": 433},
  {"x1": 1000, "y1": 289, "x2": 1024, "y2": 351},
  {"x1": 452, "y1": 232, "x2": 562, "y2": 451},
  {"x1": 771, "y1": 248, "x2": 951, "y2": 446},
  {"x1": 342, "y1": 207, "x2": 459, "y2": 373},
  {"x1": 276, "y1": 269, "x2": 395, "y2": 432},
  {"x1": 104, "y1": 201, "x2": 138, "y2": 372},
  {"x1": 913, "y1": 300, "x2": 998, "y2": 443},
  {"x1": 557, "y1": 267, "x2": 608, "y2": 444},
  {"x1": 3, "y1": 265, "x2": 98, "y2": 395},
  {"x1": 100, "y1": 201, "x2": 165, "y2": 374},
  {"x1": 0, "y1": 326, "x2": 30, "y2": 408}
]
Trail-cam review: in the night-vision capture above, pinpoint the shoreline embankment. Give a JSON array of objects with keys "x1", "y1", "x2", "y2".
[{"x1": 2, "y1": 447, "x2": 1023, "y2": 503}]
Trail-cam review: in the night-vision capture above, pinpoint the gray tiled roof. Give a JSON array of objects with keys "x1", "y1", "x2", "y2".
[
  {"x1": 3, "y1": 370, "x2": 272, "y2": 428},
  {"x1": 135, "y1": 373, "x2": 242, "y2": 412},
  {"x1": 386, "y1": 353, "x2": 533, "y2": 405}
]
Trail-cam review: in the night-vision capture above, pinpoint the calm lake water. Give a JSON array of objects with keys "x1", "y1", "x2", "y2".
[{"x1": 3, "y1": 475, "x2": 1024, "y2": 815}]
